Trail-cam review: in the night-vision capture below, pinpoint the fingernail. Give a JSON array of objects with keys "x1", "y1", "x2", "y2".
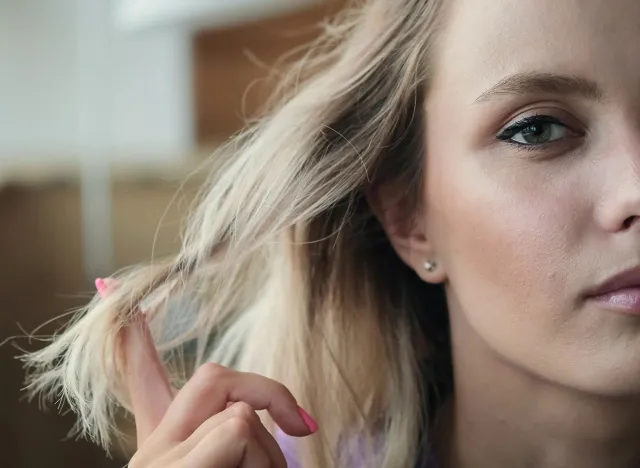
[
  {"x1": 95, "y1": 278, "x2": 108, "y2": 298},
  {"x1": 298, "y1": 406, "x2": 318, "y2": 434}
]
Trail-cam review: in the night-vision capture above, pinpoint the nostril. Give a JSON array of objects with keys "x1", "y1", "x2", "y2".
[{"x1": 623, "y1": 215, "x2": 639, "y2": 230}]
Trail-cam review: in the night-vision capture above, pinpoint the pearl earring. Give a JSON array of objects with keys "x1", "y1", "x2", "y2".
[{"x1": 424, "y1": 260, "x2": 437, "y2": 272}]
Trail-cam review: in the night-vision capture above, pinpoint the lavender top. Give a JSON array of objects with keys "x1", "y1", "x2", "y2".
[{"x1": 276, "y1": 431, "x2": 439, "y2": 468}]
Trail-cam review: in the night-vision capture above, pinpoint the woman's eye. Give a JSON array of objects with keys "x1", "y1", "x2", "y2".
[{"x1": 497, "y1": 116, "x2": 569, "y2": 146}]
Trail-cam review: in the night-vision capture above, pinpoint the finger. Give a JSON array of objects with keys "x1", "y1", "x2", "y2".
[
  {"x1": 122, "y1": 317, "x2": 174, "y2": 444},
  {"x1": 239, "y1": 437, "x2": 271, "y2": 468},
  {"x1": 180, "y1": 417, "x2": 271, "y2": 468},
  {"x1": 174, "y1": 403, "x2": 287, "y2": 468},
  {"x1": 96, "y1": 277, "x2": 174, "y2": 444},
  {"x1": 159, "y1": 363, "x2": 317, "y2": 441}
]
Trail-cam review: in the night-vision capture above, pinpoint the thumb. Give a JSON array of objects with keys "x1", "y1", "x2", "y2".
[{"x1": 96, "y1": 278, "x2": 174, "y2": 444}]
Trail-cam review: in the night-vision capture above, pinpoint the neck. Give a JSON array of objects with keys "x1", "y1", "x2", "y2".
[{"x1": 433, "y1": 309, "x2": 640, "y2": 468}]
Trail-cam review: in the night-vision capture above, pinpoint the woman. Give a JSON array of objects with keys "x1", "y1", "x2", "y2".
[{"x1": 25, "y1": 0, "x2": 640, "y2": 466}]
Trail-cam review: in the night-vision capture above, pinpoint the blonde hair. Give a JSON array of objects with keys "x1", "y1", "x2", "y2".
[{"x1": 24, "y1": 0, "x2": 451, "y2": 466}]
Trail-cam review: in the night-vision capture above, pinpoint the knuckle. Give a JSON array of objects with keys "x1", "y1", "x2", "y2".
[
  {"x1": 226, "y1": 415, "x2": 253, "y2": 440},
  {"x1": 229, "y1": 401, "x2": 256, "y2": 421},
  {"x1": 273, "y1": 381, "x2": 292, "y2": 398},
  {"x1": 270, "y1": 380, "x2": 297, "y2": 405},
  {"x1": 195, "y1": 362, "x2": 226, "y2": 382}
]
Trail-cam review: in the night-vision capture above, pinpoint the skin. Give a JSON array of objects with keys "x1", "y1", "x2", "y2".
[
  {"x1": 383, "y1": 0, "x2": 640, "y2": 466},
  {"x1": 97, "y1": 279, "x2": 315, "y2": 468}
]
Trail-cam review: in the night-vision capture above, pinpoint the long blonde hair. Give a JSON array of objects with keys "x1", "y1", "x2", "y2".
[{"x1": 24, "y1": 1, "x2": 451, "y2": 466}]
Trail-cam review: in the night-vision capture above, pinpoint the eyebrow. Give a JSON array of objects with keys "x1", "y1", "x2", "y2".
[{"x1": 475, "y1": 72, "x2": 604, "y2": 103}]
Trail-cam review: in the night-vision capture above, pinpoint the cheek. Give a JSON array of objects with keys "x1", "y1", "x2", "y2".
[{"x1": 423, "y1": 149, "x2": 583, "y2": 332}]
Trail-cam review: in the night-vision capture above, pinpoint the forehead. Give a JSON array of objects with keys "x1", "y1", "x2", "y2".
[{"x1": 430, "y1": 0, "x2": 640, "y2": 100}]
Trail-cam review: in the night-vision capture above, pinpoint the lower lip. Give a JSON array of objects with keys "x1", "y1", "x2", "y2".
[{"x1": 589, "y1": 287, "x2": 640, "y2": 314}]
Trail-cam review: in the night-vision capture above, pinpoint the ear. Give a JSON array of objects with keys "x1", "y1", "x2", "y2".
[{"x1": 367, "y1": 184, "x2": 446, "y2": 284}]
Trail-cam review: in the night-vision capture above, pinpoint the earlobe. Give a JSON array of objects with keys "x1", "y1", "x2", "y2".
[
  {"x1": 417, "y1": 258, "x2": 447, "y2": 284},
  {"x1": 366, "y1": 187, "x2": 446, "y2": 285},
  {"x1": 424, "y1": 260, "x2": 438, "y2": 273},
  {"x1": 390, "y1": 231, "x2": 447, "y2": 285}
]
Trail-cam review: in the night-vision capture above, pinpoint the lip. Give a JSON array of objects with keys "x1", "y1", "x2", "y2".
[{"x1": 586, "y1": 265, "x2": 640, "y2": 314}]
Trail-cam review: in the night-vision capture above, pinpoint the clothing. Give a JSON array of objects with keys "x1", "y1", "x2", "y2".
[{"x1": 276, "y1": 431, "x2": 439, "y2": 468}]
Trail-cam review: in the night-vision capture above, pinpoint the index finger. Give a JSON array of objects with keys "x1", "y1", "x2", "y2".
[{"x1": 96, "y1": 278, "x2": 174, "y2": 444}]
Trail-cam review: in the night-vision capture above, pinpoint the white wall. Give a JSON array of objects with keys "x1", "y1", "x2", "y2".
[
  {"x1": 0, "y1": 0, "x2": 196, "y2": 278},
  {"x1": 0, "y1": 1, "x2": 80, "y2": 156},
  {"x1": 115, "y1": 0, "x2": 320, "y2": 31},
  {"x1": 0, "y1": 0, "x2": 194, "y2": 163}
]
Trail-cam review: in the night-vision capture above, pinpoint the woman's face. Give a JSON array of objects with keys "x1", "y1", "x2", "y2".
[{"x1": 423, "y1": 0, "x2": 640, "y2": 394}]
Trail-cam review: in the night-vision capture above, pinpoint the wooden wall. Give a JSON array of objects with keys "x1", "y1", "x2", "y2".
[{"x1": 193, "y1": 0, "x2": 346, "y2": 143}]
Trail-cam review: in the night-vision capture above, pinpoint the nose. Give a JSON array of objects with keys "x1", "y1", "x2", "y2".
[{"x1": 595, "y1": 143, "x2": 640, "y2": 233}]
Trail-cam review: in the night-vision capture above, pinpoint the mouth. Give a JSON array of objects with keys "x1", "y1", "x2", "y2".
[{"x1": 585, "y1": 265, "x2": 640, "y2": 314}]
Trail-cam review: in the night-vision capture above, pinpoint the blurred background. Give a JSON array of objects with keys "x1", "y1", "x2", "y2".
[{"x1": 0, "y1": 0, "x2": 345, "y2": 466}]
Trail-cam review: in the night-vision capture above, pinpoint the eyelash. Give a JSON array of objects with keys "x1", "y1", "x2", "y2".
[{"x1": 496, "y1": 114, "x2": 571, "y2": 149}]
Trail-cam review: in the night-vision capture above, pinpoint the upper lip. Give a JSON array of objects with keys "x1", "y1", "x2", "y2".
[{"x1": 587, "y1": 265, "x2": 640, "y2": 297}]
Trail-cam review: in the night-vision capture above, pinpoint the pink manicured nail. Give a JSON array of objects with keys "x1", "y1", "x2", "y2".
[
  {"x1": 95, "y1": 278, "x2": 108, "y2": 298},
  {"x1": 298, "y1": 406, "x2": 319, "y2": 434},
  {"x1": 96, "y1": 277, "x2": 119, "y2": 298}
]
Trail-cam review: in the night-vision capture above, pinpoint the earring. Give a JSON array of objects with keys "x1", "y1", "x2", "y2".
[{"x1": 424, "y1": 260, "x2": 437, "y2": 272}]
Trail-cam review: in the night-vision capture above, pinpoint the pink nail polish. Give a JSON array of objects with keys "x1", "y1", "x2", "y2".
[
  {"x1": 95, "y1": 278, "x2": 108, "y2": 298},
  {"x1": 298, "y1": 406, "x2": 319, "y2": 434}
]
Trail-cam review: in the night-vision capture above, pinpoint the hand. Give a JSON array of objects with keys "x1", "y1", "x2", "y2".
[{"x1": 96, "y1": 279, "x2": 317, "y2": 468}]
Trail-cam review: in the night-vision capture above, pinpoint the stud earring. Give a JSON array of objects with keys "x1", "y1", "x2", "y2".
[{"x1": 424, "y1": 260, "x2": 437, "y2": 272}]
